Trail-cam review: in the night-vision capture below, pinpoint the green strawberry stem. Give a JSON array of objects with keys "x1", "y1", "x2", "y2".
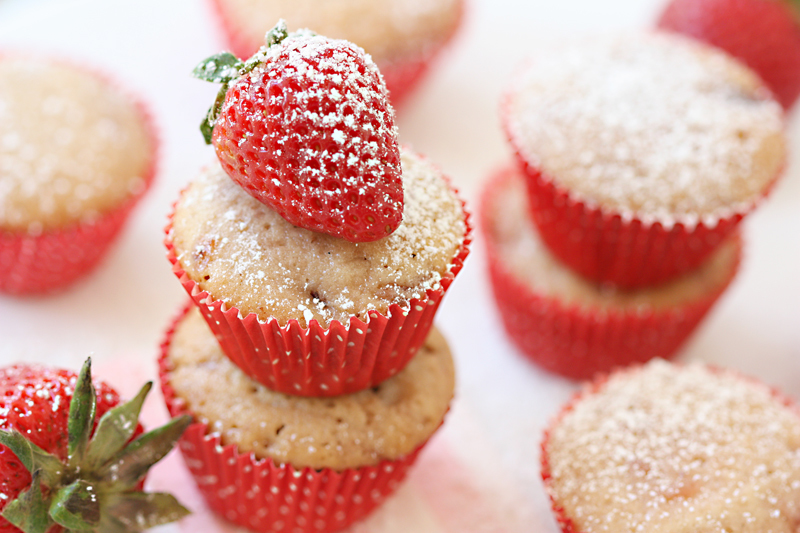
[
  {"x1": 0, "y1": 358, "x2": 193, "y2": 533},
  {"x1": 193, "y1": 19, "x2": 291, "y2": 144}
]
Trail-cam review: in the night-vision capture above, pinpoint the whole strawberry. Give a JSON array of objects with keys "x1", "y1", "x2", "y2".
[
  {"x1": 0, "y1": 359, "x2": 191, "y2": 533},
  {"x1": 657, "y1": 0, "x2": 800, "y2": 109},
  {"x1": 194, "y1": 20, "x2": 403, "y2": 243}
]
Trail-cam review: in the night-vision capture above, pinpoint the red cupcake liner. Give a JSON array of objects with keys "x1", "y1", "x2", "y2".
[
  {"x1": 0, "y1": 58, "x2": 158, "y2": 295},
  {"x1": 0, "y1": 201, "x2": 138, "y2": 295},
  {"x1": 205, "y1": 0, "x2": 465, "y2": 107},
  {"x1": 480, "y1": 167, "x2": 740, "y2": 381},
  {"x1": 158, "y1": 319, "x2": 428, "y2": 533},
  {"x1": 540, "y1": 363, "x2": 800, "y2": 533},
  {"x1": 515, "y1": 155, "x2": 755, "y2": 289},
  {"x1": 164, "y1": 202, "x2": 470, "y2": 397}
]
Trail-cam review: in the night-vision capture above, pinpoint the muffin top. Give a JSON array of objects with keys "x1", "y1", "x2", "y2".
[
  {"x1": 0, "y1": 57, "x2": 155, "y2": 232},
  {"x1": 170, "y1": 147, "x2": 467, "y2": 327},
  {"x1": 216, "y1": 0, "x2": 461, "y2": 65},
  {"x1": 544, "y1": 360, "x2": 800, "y2": 533},
  {"x1": 504, "y1": 32, "x2": 784, "y2": 223},
  {"x1": 483, "y1": 167, "x2": 739, "y2": 311},
  {"x1": 165, "y1": 306, "x2": 455, "y2": 470}
]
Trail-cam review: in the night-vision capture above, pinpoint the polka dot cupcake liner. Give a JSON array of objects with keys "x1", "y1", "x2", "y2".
[
  {"x1": 205, "y1": 0, "x2": 465, "y2": 107},
  {"x1": 158, "y1": 326, "x2": 428, "y2": 533},
  {"x1": 480, "y1": 166, "x2": 741, "y2": 381},
  {"x1": 163, "y1": 212, "x2": 471, "y2": 397},
  {"x1": 513, "y1": 156, "x2": 757, "y2": 290}
]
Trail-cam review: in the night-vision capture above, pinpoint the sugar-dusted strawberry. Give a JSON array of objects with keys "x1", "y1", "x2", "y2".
[
  {"x1": 657, "y1": 0, "x2": 800, "y2": 109},
  {"x1": 194, "y1": 20, "x2": 403, "y2": 243},
  {"x1": 0, "y1": 359, "x2": 191, "y2": 533}
]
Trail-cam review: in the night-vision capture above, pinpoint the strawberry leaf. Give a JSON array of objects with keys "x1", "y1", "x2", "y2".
[
  {"x1": 0, "y1": 430, "x2": 64, "y2": 487},
  {"x1": 193, "y1": 52, "x2": 244, "y2": 145},
  {"x1": 104, "y1": 492, "x2": 191, "y2": 530},
  {"x1": 97, "y1": 515, "x2": 138, "y2": 533},
  {"x1": 1, "y1": 470, "x2": 54, "y2": 533},
  {"x1": 265, "y1": 19, "x2": 289, "y2": 48},
  {"x1": 200, "y1": 89, "x2": 227, "y2": 145},
  {"x1": 192, "y1": 52, "x2": 242, "y2": 84},
  {"x1": 49, "y1": 479, "x2": 101, "y2": 530},
  {"x1": 86, "y1": 382, "x2": 152, "y2": 470},
  {"x1": 68, "y1": 358, "x2": 97, "y2": 468},
  {"x1": 98, "y1": 415, "x2": 192, "y2": 489}
]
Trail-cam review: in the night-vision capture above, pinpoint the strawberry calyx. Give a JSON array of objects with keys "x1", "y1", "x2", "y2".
[
  {"x1": 0, "y1": 359, "x2": 192, "y2": 533},
  {"x1": 194, "y1": 20, "x2": 291, "y2": 143}
]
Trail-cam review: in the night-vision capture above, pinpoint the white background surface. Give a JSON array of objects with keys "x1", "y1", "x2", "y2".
[{"x1": 0, "y1": 0, "x2": 799, "y2": 531}]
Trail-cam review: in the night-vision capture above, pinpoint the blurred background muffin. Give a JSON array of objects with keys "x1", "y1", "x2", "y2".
[
  {"x1": 208, "y1": 0, "x2": 464, "y2": 105},
  {"x1": 0, "y1": 55, "x2": 157, "y2": 294}
]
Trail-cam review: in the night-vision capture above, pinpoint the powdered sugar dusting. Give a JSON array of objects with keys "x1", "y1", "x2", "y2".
[
  {"x1": 171, "y1": 147, "x2": 465, "y2": 327},
  {"x1": 0, "y1": 58, "x2": 154, "y2": 232},
  {"x1": 545, "y1": 360, "x2": 800, "y2": 533},
  {"x1": 506, "y1": 33, "x2": 785, "y2": 221}
]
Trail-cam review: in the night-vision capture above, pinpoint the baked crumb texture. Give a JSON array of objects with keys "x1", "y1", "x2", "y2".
[
  {"x1": 480, "y1": 166, "x2": 740, "y2": 380},
  {"x1": 208, "y1": 0, "x2": 464, "y2": 105},
  {"x1": 0, "y1": 56, "x2": 157, "y2": 294},
  {"x1": 502, "y1": 32, "x2": 784, "y2": 289},
  {"x1": 542, "y1": 360, "x2": 800, "y2": 533},
  {"x1": 167, "y1": 147, "x2": 469, "y2": 396},
  {"x1": 159, "y1": 305, "x2": 454, "y2": 533}
]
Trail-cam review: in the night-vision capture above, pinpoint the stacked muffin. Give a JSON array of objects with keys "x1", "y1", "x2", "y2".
[
  {"x1": 158, "y1": 24, "x2": 470, "y2": 533},
  {"x1": 481, "y1": 32, "x2": 785, "y2": 380}
]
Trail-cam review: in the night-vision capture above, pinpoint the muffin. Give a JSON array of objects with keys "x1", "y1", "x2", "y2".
[
  {"x1": 207, "y1": 0, "x2": 464, "y2": 105},
  {"x1": 165, "y1": 147, "x2": 470, "y2": 396},
  {"x1": 0, "y1": 55, "x2": 157, "y2": 294},
  {"x1": 480, "y1": 166, "x2": 740, "y2": 380},
  {"x1": 541, "y1": 359, "x2": 800, "y2": 532},
  {"x1": 502, "y1": 32, "x2": 784, "y2": 289},
  {"x1": 159, "y1": 305, "x2": 455, "y2": 533}
]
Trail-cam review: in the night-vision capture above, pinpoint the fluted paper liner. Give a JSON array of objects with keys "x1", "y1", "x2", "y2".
[
  {"x1": 485, "y1": 241, "x2": 739, "y2": 380},
  {"x1": 159, "y1": 319, "x2": 428, "y2": 533},
  {"x1": 164, "y1": 201, "x2": 470, "y2": 397},
  {"x1": 513, "y1": 155, "x2": 759, "y2": 289},
  {"x1": 0, "y1": 201, "x2": 137, "y2": 294}
]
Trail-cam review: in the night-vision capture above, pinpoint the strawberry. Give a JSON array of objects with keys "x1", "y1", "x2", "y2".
[
  {"x1": 657, "y1": 0, "x2": 800, "y2": 109},
  {"x1": 0, "y1": 359, "x2": 191, "y2": 533},
  {"x1": 194, "y1": 20, "x2": 403, "y2": 243}
]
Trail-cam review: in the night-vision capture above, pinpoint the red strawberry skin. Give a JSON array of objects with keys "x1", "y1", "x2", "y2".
[
  {"x1": 658, "y1": 0, "x2": 800, "y2": 109},
  {"x1": 0, "y1": 365, "x2": 123, "y2": 533},
  {"x1": 213, "y1": 34, "x2": 403, "y2": 243}
]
